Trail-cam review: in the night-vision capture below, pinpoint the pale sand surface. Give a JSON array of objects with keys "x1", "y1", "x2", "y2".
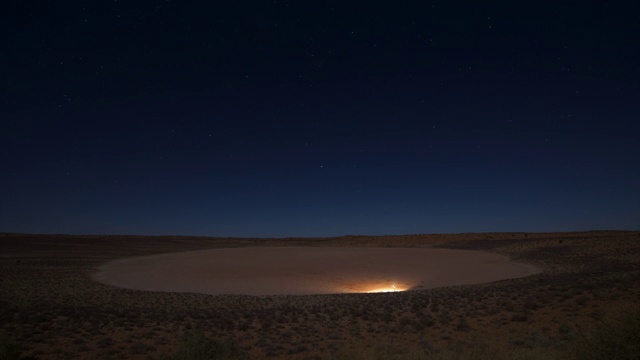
[{"x1": 94, "y1": 247, "x2": 542, "y2": 295}]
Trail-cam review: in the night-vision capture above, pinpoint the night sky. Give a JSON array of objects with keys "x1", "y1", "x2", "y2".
[{"x1": 1, "y1": 1, "x2": 638, "y2": 237}]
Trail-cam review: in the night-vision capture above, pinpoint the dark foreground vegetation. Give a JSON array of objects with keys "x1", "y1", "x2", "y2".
[{"x1": 1, "y1": 231, "x2": 639, "y2": 359}]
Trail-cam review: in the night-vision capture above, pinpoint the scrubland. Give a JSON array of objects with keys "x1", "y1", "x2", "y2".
[{"x1": 1, "y1": 231, "x2": 638, "y2": 359}]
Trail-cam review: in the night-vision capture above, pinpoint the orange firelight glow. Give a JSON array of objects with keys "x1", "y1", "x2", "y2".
[{"x1": 363, "y1": 283, "x2": 407, "y2": 293}]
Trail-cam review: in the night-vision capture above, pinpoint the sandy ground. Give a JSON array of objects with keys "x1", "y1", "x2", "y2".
[{"x1": 93, "y1": 247, "x2": 541, "y2": 295}]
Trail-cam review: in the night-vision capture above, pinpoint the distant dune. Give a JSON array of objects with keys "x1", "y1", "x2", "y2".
[{"x1": 93, "y1": 247, "x2": 542, "y2": 295}]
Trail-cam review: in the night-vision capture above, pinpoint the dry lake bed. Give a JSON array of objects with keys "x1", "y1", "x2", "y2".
[{"x1": 94, "y1": 247, "x2": 542, "y2": 295}]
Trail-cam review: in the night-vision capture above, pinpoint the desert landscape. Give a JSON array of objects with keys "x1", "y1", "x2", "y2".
[
  {"x1": 1, "y1": 231, "x2": 639, "y2": 359},
  {"x1": 3, "y1": 1, "x2": 637, "y2": 359}
]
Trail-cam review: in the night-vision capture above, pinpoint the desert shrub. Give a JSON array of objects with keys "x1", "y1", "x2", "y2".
[
  {"x1": 263, "y1": 343, "x2": 283, "y2": 357},
  {"x1": 575, "y1": 295, "x2": 588, "y2": 306},
  {"x1": 78, "y1": 345, "x2": 92, "y2": 352},
  {"x1": 574, "y1": 309, "x2": 640, "y2": 360},
  {"x1": 154, "y1": 336, "x2": 170, "y2": 345},
  {"x1": 509, "y1": 333, "x2": 550, "y2": 349},
  {"x1": 455, "y1": 317, "x2": 470, "y2": 331},
  {"x1": 0, "y1": 337, "x2": 22, "y2": 360},
  {"x1": 558, "y1": 323, "x2": 571, "y2": 335},
  {"x1": 438, "y1": 310, "x2": 452, "y2": 324},
  {"x1": 286, "y1": 344, "x2": 308, "y2": 354},
  {"x1": 96, "y1": 336, "x2": 114, "y2": 348},
  {"x1": 419, "y1": 314, "x2": 435, "y2": 328},
  {"x1": 129, "y1": 341, "x2": 155, "y2": 355},
  {"x1": 511, "y1": 313, "x2": 529, "y2": 322},
  {"x1": 163, "y1": 331, "x2": 245, "y2": 360},
  {"x1": 349, "y1": 324, "x2": 361, "y2": 337},
  {"x1": 398, "y1": 316, "x2": 412, "y2": 326},
  {"x1": 323, "y1": 341, "x2": 563, "y2": 360}
]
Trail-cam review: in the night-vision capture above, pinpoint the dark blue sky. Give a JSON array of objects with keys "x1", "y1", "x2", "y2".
[{"x1": 1, "y1": 1, "x2": 638, "y2": 237}]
